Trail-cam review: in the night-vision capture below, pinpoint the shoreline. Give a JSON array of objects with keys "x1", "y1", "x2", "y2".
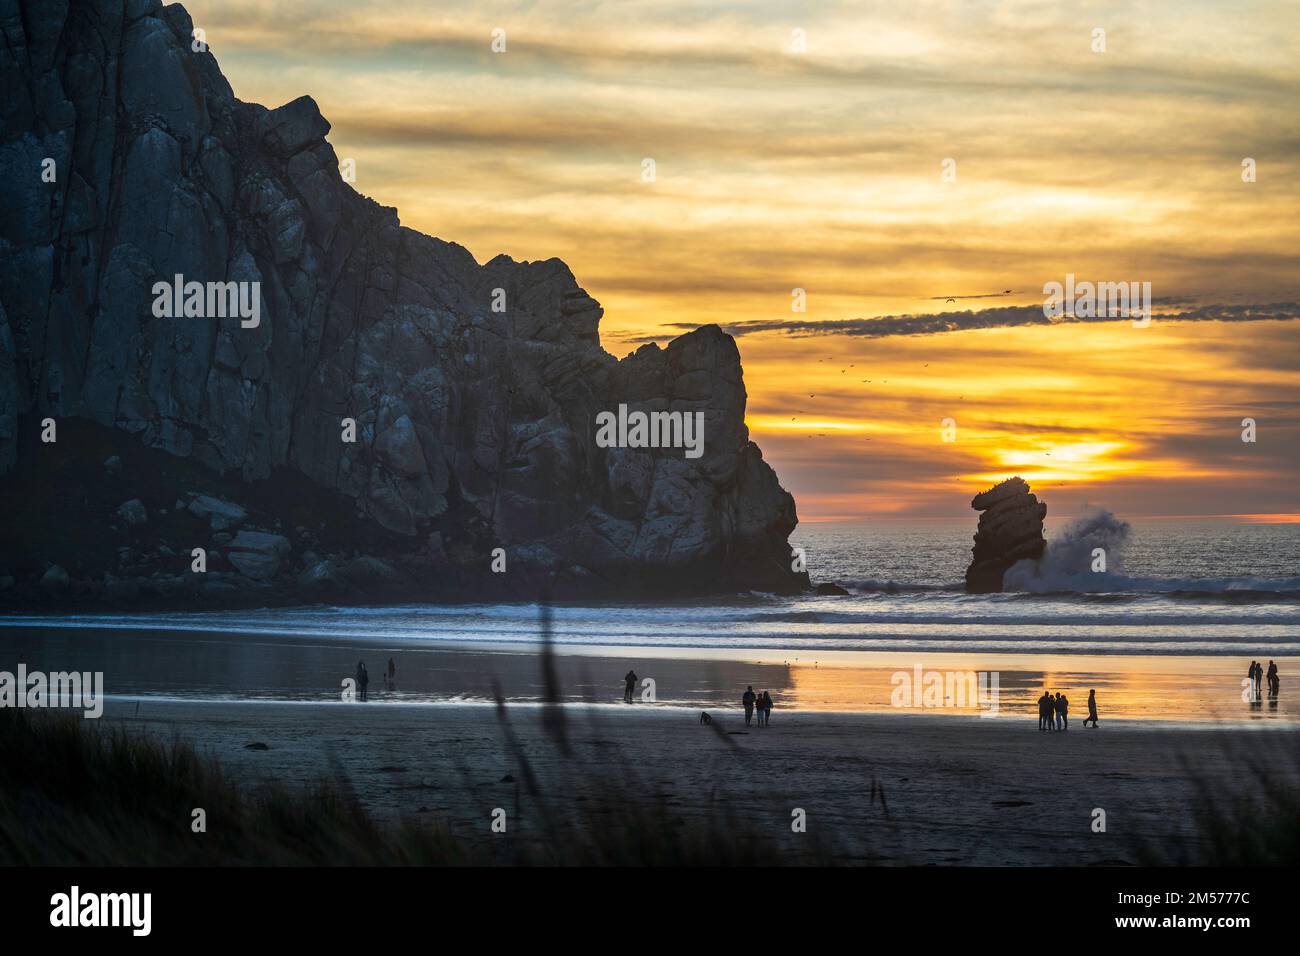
[
  {"x1": 89, "y1": 693, "x2": 1300, "y2": 730},
  {"x1": 1, "y1": 626, "x2": 1294, "y2": 723}
]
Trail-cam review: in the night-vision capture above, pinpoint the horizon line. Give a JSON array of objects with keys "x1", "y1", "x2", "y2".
[{"x1": 794, "y1": 512, "x2": 1300, "y2": 524}]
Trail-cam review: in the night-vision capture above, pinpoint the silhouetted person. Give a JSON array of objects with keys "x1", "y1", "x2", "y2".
[
  {"x1": 743, "y1": 685, "x2": 756, "y2": 726},
  {"x1": 1083, "y1": 689, "x2": 1099, "y2": 727},
  {"x1": 1037, "y1": 692, "x2": 1048, "y2": 731},
  {"x1": 1267, "y1": 660, "x2": 1279, "y2": 698},
  {"x1": 1045, "y1": 691, "x2": 1057, "y2": 731},
  {"x1": 356, "y1": 661, "x2": 369, "y2": 702},
  {"x1": 623, "y1": 670, "x2": 638, "y2": 703},
  {"x1": 762, "y1": 690, "x2": 774, "y2": 726},
  {"x1": 387, "y1": 657, "x2": 396, "y2": 690},
  {"x1": 1056, "y1": 692, "x2": 1068, "y2": 730},
  {"x1": 1248, "y1": 660, "x2": 1260, "y2": 701}
]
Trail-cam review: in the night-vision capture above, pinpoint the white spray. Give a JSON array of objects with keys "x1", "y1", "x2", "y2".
[{"x1": 1003, "y1": 507, "x2": 1131, "y2": 592}]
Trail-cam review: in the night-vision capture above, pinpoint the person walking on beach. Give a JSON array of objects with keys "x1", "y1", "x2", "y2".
[
  {"x1": 1056, "y1": 692, "x2": 1068, "y2": 730},
  {"x1": 1045, "y1": 691, "x2": 1057, "y2": 731},
  {"x1": 1267, "y1": 660, "x2": 1279, "y2": 698},
  {"x1": 356, "y1": 661, "x2": 369, "y2": 702},
  {"x1": 1036, "y1": 692, "x2": 1048, "y2": 731},
  {"x1": 386, "y1": 657, "x2": 396, "y2": 691},
  {"x1": 623, "y1": 669, "x2": 639, "y2": 703},
  {"x1": 762, "y1": 690, "x2": 774, "y2": 726},
  {"x1": 1247, "y1": 660, "x2": 1260, "y2": 701},
  {"x1": 1083, "y1": 689, "x2": 1099, "y2": 727},
  {"x1": 743, "y1": 685, "x2": 757, "y2": 726}
]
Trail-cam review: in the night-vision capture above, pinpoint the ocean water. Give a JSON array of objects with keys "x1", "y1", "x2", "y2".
[
  {"x1": 1, "y1": 517, "x2": 1295, "y2": 719},
  {"x1": 4, "y1": 517, "x2": 1298, "y2": 658},
  {"x1": 797, "y1": 515, "x2": 1300, "y2": 591}
]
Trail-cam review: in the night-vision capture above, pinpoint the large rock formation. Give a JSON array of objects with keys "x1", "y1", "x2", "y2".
[
  {"x1": 0, "y1": 0, "x2": 807, "y2": 607},
  {"x1": 964, "y1": 477, "x2": 1046, "y2": 593}
]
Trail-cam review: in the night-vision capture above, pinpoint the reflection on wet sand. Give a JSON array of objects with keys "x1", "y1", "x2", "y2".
[
  {"x1": 0, "y1": 627, "x2": 1292, "y2": 724},
  {"x1": 782, "y1": 652, "x2": 1293, "y2": 722}
]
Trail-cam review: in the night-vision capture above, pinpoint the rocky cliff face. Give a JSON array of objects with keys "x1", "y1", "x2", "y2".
[
  {"x1": 964, "y1": 477, "x2": 1046, "y2": 593},
  {"x1": 0, "y1": 0, "x2": 806, "y2": 606}
]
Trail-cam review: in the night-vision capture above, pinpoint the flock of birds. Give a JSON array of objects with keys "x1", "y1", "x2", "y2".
[
  {"x1": 791, "y1": 357, "x2": 956, "y2": 439},
  {"x1": 788, "y1": 291, "x2": 1019, "y2": 437}
]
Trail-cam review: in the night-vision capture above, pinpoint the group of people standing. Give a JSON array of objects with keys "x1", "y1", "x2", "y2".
[
  {"x1": 620, "y1": 671, "x2": 776, "y2": 727},
  {"x1": 742, "y1": 685, "x2": 774, "y2": 726},
  {"x1": 1037, "y1": 688, "x2": 1099, "y2": 730},
  {"x1": 1247, "y1": 659, "x2": 1280, "y2": 700},
  {"x1": 353, "y1": 658, "x2": 397, "y2": 701}
]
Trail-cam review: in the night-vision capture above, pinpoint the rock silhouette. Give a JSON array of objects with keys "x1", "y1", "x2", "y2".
[
  {"x1": 0, "y1": 1, "x2": 806, "y2": 606},
  {"x1": 964, "y1": 477, "x2": 1047, "y2": 593}
]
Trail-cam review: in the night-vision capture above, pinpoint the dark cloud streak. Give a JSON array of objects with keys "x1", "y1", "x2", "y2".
[{"x1": 623, "y1": 302, "x2": 1300, "y2": 344}]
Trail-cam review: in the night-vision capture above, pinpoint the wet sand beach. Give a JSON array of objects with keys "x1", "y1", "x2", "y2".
[
  {"x1": 99, "y1": 695, "x2": 1298, "y2": 865},
  {"x1": 3, "y1": 621, "x2": 1296, "y2": 864},
  {"x1": 0, "y1": 625, "x2": 1294, "y2": 722}
]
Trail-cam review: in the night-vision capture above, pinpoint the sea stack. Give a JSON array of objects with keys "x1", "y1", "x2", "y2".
[{"x1": 964, "y1": 477, "x2": 1047, "y2": 593}]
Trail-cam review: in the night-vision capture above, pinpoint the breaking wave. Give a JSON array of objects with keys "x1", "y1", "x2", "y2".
[{"x1": 1003, "y1": 508, "x2": 1300, "y2": 595}]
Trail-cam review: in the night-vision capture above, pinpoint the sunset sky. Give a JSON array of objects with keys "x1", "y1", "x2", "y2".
[{"x1": 186, "y1": 0, "x2": 1299, "y2": 520}]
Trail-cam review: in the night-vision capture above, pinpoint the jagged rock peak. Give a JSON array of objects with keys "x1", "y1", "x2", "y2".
[{"x1": 971, "y1": 476, "x2": 1031, "y2": 510}]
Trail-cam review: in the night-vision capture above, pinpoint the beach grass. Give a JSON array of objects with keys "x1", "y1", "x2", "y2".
[
  {"x1": 1135, "y1": 750, "x2": 1300, "y2": 866},
  {"x1": 5, "y1": 702, "x2": 1300, "y2": 866},
  {"x1": 0, "y1": 702, "x2": 828, "y2": 866}
]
